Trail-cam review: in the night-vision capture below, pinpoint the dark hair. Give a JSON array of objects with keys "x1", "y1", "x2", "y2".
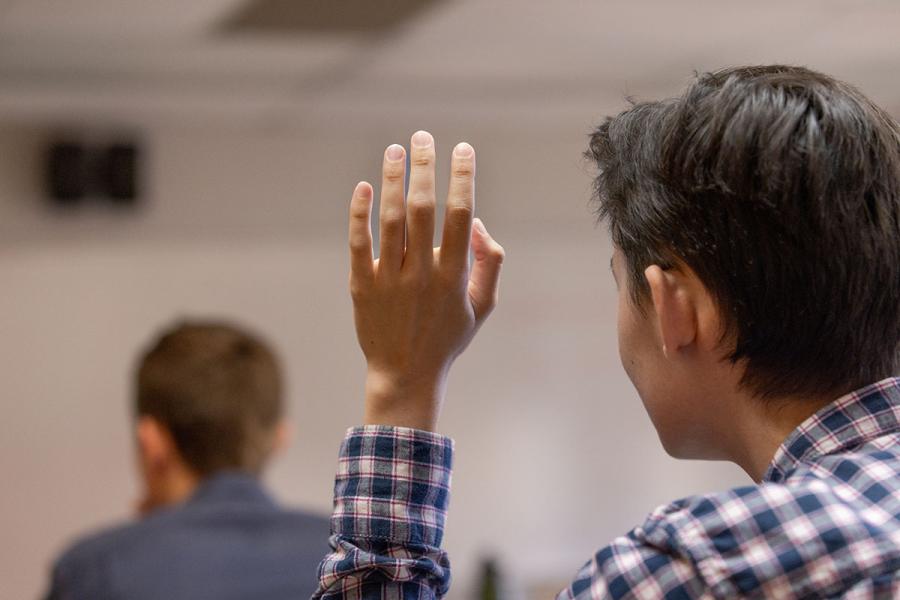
[
  {"x1": 588, "y1": 65, "x2": 900, "y2": 399},
  {"x1": 136, "y1": 321, "x2": 283, "y2": 476}
]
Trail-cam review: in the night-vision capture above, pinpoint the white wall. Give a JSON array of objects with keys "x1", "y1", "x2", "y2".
[{"x1": 0, "y1": 119, "x2": 748, "y2": 600}]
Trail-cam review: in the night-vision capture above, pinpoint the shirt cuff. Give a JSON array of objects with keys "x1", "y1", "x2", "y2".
[{"x1": 332, "y1": 425, "x2": 454, "y2": 548}]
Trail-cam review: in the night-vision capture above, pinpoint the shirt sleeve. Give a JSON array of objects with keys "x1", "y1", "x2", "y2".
[
  {"x1": 556, "y1": 527, "x2": 709, "y2": 599},
  {"x1": 312, "y1": 425, "x2": 454, "y2": 600}
]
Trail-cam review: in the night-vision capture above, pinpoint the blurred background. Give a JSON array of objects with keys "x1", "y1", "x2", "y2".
[{"x1": 0, "y1": 1, "x2": 898, "y2": 598}]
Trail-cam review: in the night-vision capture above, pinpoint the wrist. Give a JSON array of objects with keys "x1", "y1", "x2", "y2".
[{"x1": 363, "y1": 367, "x2": 448, "y2": 431}]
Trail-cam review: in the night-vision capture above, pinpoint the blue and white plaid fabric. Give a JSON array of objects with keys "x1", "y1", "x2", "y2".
[
  {"x1": 314, "y1": 377, "x2": 900, "y2": 599},
  {"x1": 314, "y1": 426, "x2": 453, "y2": 599}
]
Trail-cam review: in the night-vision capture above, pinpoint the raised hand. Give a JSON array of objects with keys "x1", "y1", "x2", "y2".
[{"x1": 348, "y1": 131, "x2": 505, "y2": 432}]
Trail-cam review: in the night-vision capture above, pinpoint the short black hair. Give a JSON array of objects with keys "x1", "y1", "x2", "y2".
[
  {"x1": 136, "y1": 321, "x2": 283, "y2": 476},
  {"x1": 587, "y1": 65, "x2": 900, "y2": 399}
]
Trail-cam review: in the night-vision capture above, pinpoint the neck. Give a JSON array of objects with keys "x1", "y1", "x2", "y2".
[
  {"x1": 727, "y1": 392, "x2": 837, "y2": 482},
  {"x1": 163, "y1": 465, "x2": 201, "y2": 504},
  {"x1": 141, "y1": 464, "x2": 201, "y2": 515}
]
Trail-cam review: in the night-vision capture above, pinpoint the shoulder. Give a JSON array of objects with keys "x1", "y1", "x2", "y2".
[
  {"x1": 53, "y1": 501, "x2": 207, "y2": 573},
  {"x1": 53, "y1": 507, "x2": 186, "y2": 572},
  {"x1": 49, "y1": 517, "x2": 154, "y2": 599},
  {"x1": 638, "y1": 478, "x2": 881, "y2": 557},
  {"x1": 633, "y1": 477, "x2": 900, "y2": 596},
  {"x1": 54, "y1": 520, "x2": 138, "y2": 573},
  {"x1": 564, "y1": 475, "x2": 900, "y2": 599}
]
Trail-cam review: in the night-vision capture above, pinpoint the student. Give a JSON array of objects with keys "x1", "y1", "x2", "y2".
[
  {"x1": 46, "y1": 322, "x2": 330, "y2": 600},
  {"x1": 314, "y1": 66, "x2": 900, "y2": 598}
]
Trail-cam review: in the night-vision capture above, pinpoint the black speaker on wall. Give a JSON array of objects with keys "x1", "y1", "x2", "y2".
[
  {"x1": 103, "y1": 143, "x2": 140, "y2": 204},
  {"x1": 47, "y1": 142, "x2": 89, "y2": 204},
  {"x1": 45, "y1": 139, "x2": 142, "y2": 207}
]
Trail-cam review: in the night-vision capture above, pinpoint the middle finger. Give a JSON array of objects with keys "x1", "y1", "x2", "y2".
[
  {"x1": 405, "y1": 130, "x2": 437, "y2": 272},
  {"x1": 378, "y1": 143, "x2": 407, "y2": 272}
]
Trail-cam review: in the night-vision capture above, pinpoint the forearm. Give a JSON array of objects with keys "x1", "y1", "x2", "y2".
[
  {"x1": 313, "y1": 426, "x2": 454, "y2": 600},
  {"x1": 320, "y1": 132, "x2": 502, "y2": 599}
]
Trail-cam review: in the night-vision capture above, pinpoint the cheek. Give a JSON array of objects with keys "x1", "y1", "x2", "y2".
[
  {"x1": 617, "y1": 292, "x2": 664, "y2": 414},
  {"x1": 616, "y1": 295, "x2": 700, "y2": 458},
  {"x1": 616, "y1": 289, "x2": 642, "y2": 384}
]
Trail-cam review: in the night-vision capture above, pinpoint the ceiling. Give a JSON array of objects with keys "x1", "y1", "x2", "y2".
[{"x1": 0, "y1": 0, "x2": 898, "y2": 126}]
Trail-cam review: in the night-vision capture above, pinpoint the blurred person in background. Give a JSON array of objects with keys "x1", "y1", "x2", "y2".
[
  {"x1": 313, "y1": 66, "x2": 900, "y2": 598},
  {"x1": 45, "y1": 322, "x2": 329, "y2": 600}
]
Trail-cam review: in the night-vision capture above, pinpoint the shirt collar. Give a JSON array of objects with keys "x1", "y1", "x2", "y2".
[
  {"x1": 764, "y1": 377, "x2": 900, "y2": 483},
  {"x1": 186, "y1": 471, "x2": 277, "y2": 508}
]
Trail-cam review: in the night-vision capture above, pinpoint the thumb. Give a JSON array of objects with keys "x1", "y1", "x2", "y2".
[{"x1": 468, "y1": 218, "x2": 505, "y2": 321}]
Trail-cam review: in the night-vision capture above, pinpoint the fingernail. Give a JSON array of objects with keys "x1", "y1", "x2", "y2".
[
  {"x1": 385, "y1": 144, "x2": 404, "y2": 161},
  {"x1": 354, "y1": 181, "x2": 371, "y2": 198},
  {"x1": 473, "y1": 218, "x2": 487, "y2": 235},
  {"x1": 411, "y1": 130, "x2": 433, "y2": 148},
  {"x1": 454, "y1": 142, "x2": 474, "y2": 158}
]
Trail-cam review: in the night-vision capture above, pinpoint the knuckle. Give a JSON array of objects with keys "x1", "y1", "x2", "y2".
[
  {"x1": 383, "y1": 165, "x2": 405, "y2": 183},
  {"x1": 438, "y1": 265, "x2": 465, "y2": 285},
  {"x1": 350, "y1": 206, "x2": 370, "y2": 221},
  {"x1": 411, "y1": 153, "x2": 434, "y2": 167},
  {"x1": 446, "y1": 204, "x2": 473, "y2": 225},
  {"x1": 450, "y1": 194, "x2": 473, "y2": 214},
  {"x1": 478, "y1": 292, "x2": 499, "y2": 315},
  {"x1": 401, "y1": 268, "x2": 430, "y2": 290},
  {"x1": 349, "y1": 237, "x2": 369, "y2": 253},
  {"x1": 380, "y1": 207, "x2": 405, "y2": 225},
  {"x1": 379, "y1": 222, "x2": 403, "y2": 241},
  {"x1": 349, "y1": 281, "x2": 368, "y2": 301},
  {"x1": 407, "y1": 196, "x2": 434, "y2": 219},
  {"x1": 491, "y1": 243, "x2": 506, "y2": 263},
  {"x1": 452, "y1": 164, "x2": 474, "y2": 178}
]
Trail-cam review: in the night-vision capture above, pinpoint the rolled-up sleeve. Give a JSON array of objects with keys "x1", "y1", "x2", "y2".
[{"x1": 313, "y1": 426, "x2": 454, "y2": 600}]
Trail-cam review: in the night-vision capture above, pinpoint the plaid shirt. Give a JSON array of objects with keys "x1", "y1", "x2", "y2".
[{"x1": 313, "y1": 377, "x2": 900, "y2": 599}]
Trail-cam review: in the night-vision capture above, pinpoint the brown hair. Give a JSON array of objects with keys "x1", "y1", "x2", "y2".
[
  {"x1": 587, "y1": 65, "x2": 900, "y2": 399},
  {"x1": 136, "y1": 321, "x2": 284, "y2": 476}
]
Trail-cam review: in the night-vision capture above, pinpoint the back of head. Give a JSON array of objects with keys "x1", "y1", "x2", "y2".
[
  {"x1": 588, "y1": 65, "x2": 900, "y2": 399},
  {"x1": 136, "y1": 321, "x2": 283, "y2": 477}
]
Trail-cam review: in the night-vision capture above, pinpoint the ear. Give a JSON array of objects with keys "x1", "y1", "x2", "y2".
[
  {"x1": 644, "y1": 265, "x2": 698, "y2": 358},
  {"x1": 136, "y1": 416, "x2": 176, "y2": 471},
  {"x1": 271, "y1": 420, "x2": 293, "y2": 455}
]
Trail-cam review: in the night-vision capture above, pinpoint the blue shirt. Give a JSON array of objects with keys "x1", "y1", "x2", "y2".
[
  {"x1": 314, "y1": 377, "x2": 900, "y2": 598},
  {"x1": 47, "y1": 472, "x2": 330, "y2": 600}
]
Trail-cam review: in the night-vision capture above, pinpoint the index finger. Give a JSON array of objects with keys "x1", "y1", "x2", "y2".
[{"x1": 439, "y1": 142, "x2": 476, "y2": 274}]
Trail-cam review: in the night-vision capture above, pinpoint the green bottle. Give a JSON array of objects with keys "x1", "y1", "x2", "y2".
[{"x1": 478, "y1": 558, "x2": 500, "y2": 600}]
